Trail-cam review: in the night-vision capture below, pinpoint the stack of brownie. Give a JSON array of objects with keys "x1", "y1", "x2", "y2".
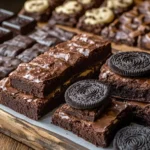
[
  {"x1": 52, "y1": 51, "x2": 150, "y2": 148},
  {"x1": 0, "y1": 34, "x2": 111, "y2": 120},
  {"x1": 52, "y1": 80, "x2": 131, "y2": 147},
  {"x1": 101, "y1": 1, "x2": 150, "y2": 50},
  {"x1": 99, "y1": 51, "x2": 150, "y2": 125}
]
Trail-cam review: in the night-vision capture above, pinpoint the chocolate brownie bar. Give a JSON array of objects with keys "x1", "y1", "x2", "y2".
[
  {"x1": 77, "y1": 7, "x2": 115, "y2": 34},
  {"x1": 101, "y1": 3, "x2": 150, "y2": 48},
  {"x1": 0, "y1": 9, "x2": 15, "y2": 24},
  {"x1": 49, "y1": 1, "x2": 84, "y2": 27},
  {"x1": 52, "y1": 100, "x2": 130, "y2": 147},
  {"x1": 9, "y1": 34, "x2": 111, "y2": 98},
  {"x1": 2, "y1": 15, "x2": 36, "y2": 35},
  {"x1": 4, "y1": 35, "x2": 35, "y2": 49},
  {"x1": 0, "y1": 27, "x2": 13, "y2": 44},
  {"x1": 0, "y1": 56, "x2": 21, "y2": 79},
  {"x1": 126, "y1": 101, "x2": 150, "y2": 126},
  {"x1": 0, "y1": 63, "x2": 102, "y2": 120},
  {"x1": 29, "y1": 29, "x2": 62, "y2": 47},
  {"x1": 41, "y1": 25, "x2": 76, "y2": 41},
  {"x1": 17, "y1": 43, "x2": 49, "y2": 63},
  {"x1": 21, "y1": 0, "x2": 64, "y2": 22},
  {"x1": 99, "y1": 60, "x2": 150, "y2": 102}
]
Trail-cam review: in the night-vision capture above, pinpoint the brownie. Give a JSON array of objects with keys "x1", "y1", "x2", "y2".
[
  {"x1": 21, "y1": 0, "x2": 64, "y2": 22},
  {"x1": 49, "y1": 1, "x2": 84, "y2": 27},
  {"x1": 0, "y1": 27, "x2": 13, "y2": 44},
  {"x1": 62, "y1": 98, "x2": 111, "y2": 122},
  {"x1": 2, "y1": 15, "x2": 36, "y2": 35},
  {"x1": 9, "y1": 34, "x2": 111, "y2": 98},
  {"x1": 77, "y1": 7, "x2": 115, "y2": 34},
  {"x1": 52, "y1": 100, "x2": 130, "y2": 147},
  {"x1": 4, "y1": 35, "x2": 35, "y2": 49},
  {"x1": 0, "y1": 56, "x2": 21, "y2": 79},
  {"x1": 0, "y1": 63, "x2": 102, "y2": 120},
  {"x1": 99, "y1": 63, "x2": 150, "y2": 102},
  {"x1": 0, "y1": 9, "x2": 15, "y2": 24},
  {"x1": 17, "y1": 43, "x2": 49, "y2": 63},
  {"x1": 0, "y1": 44, "x2": 23, "y2": 58},
  {"x1": 41, "y1": 25, "x2": 76, "y2": 41},
  {"x1": 127, "y1": 101, "x2": 150, "y2": 126},
  {"x1": 29, "y1": 29, "x2": 62, "y2": 47},
  {"x1": 101, "y1": 4, "x2": 150, "y2": 48}
]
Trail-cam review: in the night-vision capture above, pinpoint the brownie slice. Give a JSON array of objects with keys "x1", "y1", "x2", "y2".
[
  {"x1": 52, "y1": 100, "x2": 130, "y2": 147},
  {"x1": 9, "y1": 34, "x2": 111, "y2": 98},
  {"x1": 0, "y1": 63, "x2": 102, "y2": 120},
  {"x1": 61, "y1": 98, "x2": 111, "y2": 122},
  {"x1": 99, "y1": 63, "x2": 150, "y2": 102}
]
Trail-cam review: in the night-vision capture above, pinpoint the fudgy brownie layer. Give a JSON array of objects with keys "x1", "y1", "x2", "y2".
[
  {"x1": 10, "y1": 34, "x2": 111, "y2": 98},
  {"x1": 52, "y1": 100, "x2": 130, "y2": 147},
  {"x1": 0, "y1": 62, "x2": 103, "y2": 120},
  {"x1": 63, "y1": 98, "x2": 111, "y2": 122},
  {"x1": 99, "y1": 63, "x2": 150, "y2": 102}
]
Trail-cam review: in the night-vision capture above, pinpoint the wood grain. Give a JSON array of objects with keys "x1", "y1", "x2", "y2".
[{"x1": 0, "y1": 109, "x2": 87, "y2": 150}]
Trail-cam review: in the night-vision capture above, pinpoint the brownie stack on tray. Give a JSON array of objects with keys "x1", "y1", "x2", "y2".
[
  {"x1": 99, "y1": 51, "x2": 150, "y2": 125},
  {"x1": 52, "y1": 80, "x2": 131, "y2": 147},
  {"x1": 0, "y1": 34, "x2": 111, "y2": 120}
]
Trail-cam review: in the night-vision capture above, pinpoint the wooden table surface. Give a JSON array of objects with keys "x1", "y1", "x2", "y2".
[{"x1": 0, "y1": 133, "x2": 32, "y2": 150}]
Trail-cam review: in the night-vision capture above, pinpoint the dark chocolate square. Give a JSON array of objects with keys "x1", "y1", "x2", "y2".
[
  {"x1": 2, "y1": 15, "x2": 36, "y2": 35},
  {"x1": 4, "y1": 35, "x2": 35, "y2": 49},
  {"x1": 0, "y1": 9, "x2": 15, "y2": 24},
  {"x1": 29, "y1": 29, "x2": 62, "y2": 47},
  {"x1": 0, "y1": 27, "x2": 13, "y2": 44}
]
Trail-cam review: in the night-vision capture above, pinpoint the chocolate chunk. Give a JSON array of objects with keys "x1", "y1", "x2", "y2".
[
  {"x1": 2, "y1": 15, "x2": 36, "y2": 35},
  {"x1": 0, "y1": 27, "x2": 13, "y2": 44},
  {"x1": 65, "y1": 80, "x2": 110, "y2": 109},
  {"x1": 0, "y1": 9, "x2": 14, "y2": 24},
  {"x1": 108, "y1": 52, "x2": 150, "y2": 77},
  {"x1": 4, "y1": 35, "x2": 35, "y2": 49},
  {"x1": 113, "y1": 125, "x2": 150, "y2": 150},
  {"x1": 17, "y1": 43, "x2": 49, "y2": 63}
]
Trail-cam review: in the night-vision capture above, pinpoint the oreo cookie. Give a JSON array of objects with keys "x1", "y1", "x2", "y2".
[
  {"x1": 108, "y1": 52, "x2": 150, "y2": 77},
  {"x1": 65, "y1": 80, "x2": 110, "y2": 109},
  {"x1": 113, "y1": 125, "x2": 150, "y2": 150}
]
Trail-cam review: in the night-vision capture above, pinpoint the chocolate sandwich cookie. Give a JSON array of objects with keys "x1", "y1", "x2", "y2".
[
  {"x1": 65, "y1": 80, "x2": 110, "y2": 109},
  {"x1": 77, "y1": 7, "x2": 115, "y2": 34},
  {"x1": 108, "y1": 52, "x2": 150, "y2": 77},
  {"x1": 113, "y1": 125, "x2": 150, "y2": 150}
]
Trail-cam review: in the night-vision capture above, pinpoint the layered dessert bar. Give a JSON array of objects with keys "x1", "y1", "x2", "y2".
[
  {"x1": 0, "y1": 63, "x2": 102, "y2": 120},
  {"x1": 52, "y1": 80, "x2": 130, "y2": 147},
  {"x1": 0, "y1": 27, "x2": 13, "y2": 44},
  {"x1": 9, "y1": 34, "x2": 111, "y2": 98},
  {"x1": 99, "y1": 52, "x2": 150, "y2": 102},
  {"x1": 21, "y1": 0, "x2": 64, "y2": 22},
  {"x1": 2, "y1": 15, "x2": 36, "y2": 35},
  {"x1": 0, "y1": 9, "x2": 15, "y2": 24}
]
